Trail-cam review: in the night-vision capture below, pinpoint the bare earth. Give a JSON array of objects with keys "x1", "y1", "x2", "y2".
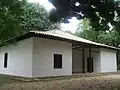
[{"x1": 1, "y1": 73, "x2": 120, "y2": 90}]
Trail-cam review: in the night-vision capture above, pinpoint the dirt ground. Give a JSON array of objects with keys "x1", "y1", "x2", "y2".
[{"x1": 1, "y1": 73, "x2": 120, "y2": 90}]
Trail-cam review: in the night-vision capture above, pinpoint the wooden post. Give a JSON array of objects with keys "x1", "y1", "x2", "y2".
[{"x1": 82, "y1": 48, "x2": 85, "y2": 73}]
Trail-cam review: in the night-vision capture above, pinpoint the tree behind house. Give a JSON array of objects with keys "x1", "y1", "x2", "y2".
[
  {"x1": 21, "y1": 2, "x2": 61, "y2": 32},
  {"x1": 0, "y1": 0, "x2": 61, "y2": 44},
  {"x1": 75, "y1": 18, "x2": 120, "y2": 47}
]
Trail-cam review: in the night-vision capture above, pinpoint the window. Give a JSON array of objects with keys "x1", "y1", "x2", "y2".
[
  {"x1": 54, "y1": 54, "x2": 62, "y2": 69},
  {"x1": 4, "y1": 53, "x2": 8, "y2": 68}
]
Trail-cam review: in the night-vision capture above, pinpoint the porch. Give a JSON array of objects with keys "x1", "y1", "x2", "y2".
[{"x1": 72, "y1": 43, "x2": 117, "y2": 74}]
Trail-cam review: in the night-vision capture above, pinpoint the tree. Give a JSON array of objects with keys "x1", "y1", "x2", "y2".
[
  {"x1": 21, "y1": 2, "x2": 61, "y2": 32},
  {"x1": 75, "y1": 18, "x2": 120, "y2": 47},
  {"x1": 49, "y1": 0, "x2": 120, "y2": 31},
  {"x1": 0, "y1": 0, "x2": 61, "y2": 44},
  {"x1": 97, "y1": 30, "x2": 120, "y2": 47},
  {"x1": 75, "y1": 18, "x2": 99, "y2": 42},
  {"x1": 0, "y1": 0, "x2": 24, "y2": 43}
]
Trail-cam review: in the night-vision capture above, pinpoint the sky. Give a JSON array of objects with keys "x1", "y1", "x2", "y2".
[{"x1": 28, "y1": 0, "x2": 80, "y2": 33}]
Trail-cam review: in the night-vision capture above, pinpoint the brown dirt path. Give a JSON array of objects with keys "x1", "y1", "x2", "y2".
[{"x1": 1, "y1": 74, "x2": 120, "y2": 90}]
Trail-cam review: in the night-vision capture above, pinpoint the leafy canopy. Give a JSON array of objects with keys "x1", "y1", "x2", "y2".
[
  {"x1": 75, "y1": 18, "x2": 99, "y2": 42},
  {"x1": 0, "y1": 0, "x2": 61, "y2": 44},
  {"x1": 0, "y1": 0, "x2": 24, "y2": 43},
  {"x1": 49, "y1": 0, "x2": 120, "y2": 31},
  {"x1": 75, "y1": 18, "x2": 120, "y2": 47},
  {"x1": 21, "y1": 2, "x2": 61, "y2": 31}
]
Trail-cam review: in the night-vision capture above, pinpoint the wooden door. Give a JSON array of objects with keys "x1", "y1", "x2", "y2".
[{"x1": 87, "y1": 57, "x2": 93, "y2": 73}]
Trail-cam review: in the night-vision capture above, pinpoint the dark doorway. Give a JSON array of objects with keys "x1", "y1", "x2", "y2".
[
  {"x1": 87, "y1": 57, "x2": 93, "y2": 73},
  {"x1": 54, "y1": 54, "x2": 62, "y2": 69}
]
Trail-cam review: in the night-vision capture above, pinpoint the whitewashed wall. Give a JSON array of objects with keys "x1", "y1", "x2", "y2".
[
  {"x1": 0, "y1": 38, "x2": 33, "y2": 77},
  {"x1": 93, "y1": 52, "x2": 101, "y2": 73},
  {"x1": 91, "y1": 49, "x2": 101, "y2": 73},
  {"x1": 32, "y1": 37, "x2": 72, "y2": 77},
  {"x1": 100, "y1": 48, "x2": 117, "y2": 72},
  {"x1": 0, "y1": 36, "x2": 117, "y2": 77}
]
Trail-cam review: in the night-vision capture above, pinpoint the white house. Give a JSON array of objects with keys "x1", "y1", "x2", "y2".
[{"x1": 0, "y1": 30, "x2": 119, "y2": 77}]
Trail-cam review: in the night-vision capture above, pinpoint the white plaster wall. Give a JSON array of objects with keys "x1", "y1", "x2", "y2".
[
  {"x1": 0, "y1": 38, "x2": 33, "y2": 77},
  {"x1": 72, "y1": 49, "x2": 83, "y2": 73},
  {"x1": 32, "y1": 37, "x2": 72, "y2": 77},
  {"x1": 100, "y1": 48, "x2": 117, "y2": 72}
]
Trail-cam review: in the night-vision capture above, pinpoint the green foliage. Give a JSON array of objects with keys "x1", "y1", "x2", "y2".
[
  {"x1": 97, "y1": 30, "x2": 120, "y2": 47},
  {"x1": 0, "y1": 0, "x2": 24, "y2": 43},
  {"x1": 0, "y1": 0, "x2": 61, "y2": 44},
  {"x1": 75, "y1": 18, "x2": 120, "y2": 47},
  {"x1": 49, "y1": 0, "x2": 120, "y2": 32},
  {"x1": 75, "y1": 18, "x2": 120, "y2": 69},
  {"x1": 75, "y1": 18, "x2": 99, "y2": 42},
  {"x1": 21, "y1": 2, "x2": 61, "y2": 31}
]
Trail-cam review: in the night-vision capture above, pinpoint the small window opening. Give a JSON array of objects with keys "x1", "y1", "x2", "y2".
[
  {"x1": 54, "y1": 54, "x2": 62, "y2": 69},
  {"x1": 4, "y1": 53, "x2": 8, "y2": 68}
]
